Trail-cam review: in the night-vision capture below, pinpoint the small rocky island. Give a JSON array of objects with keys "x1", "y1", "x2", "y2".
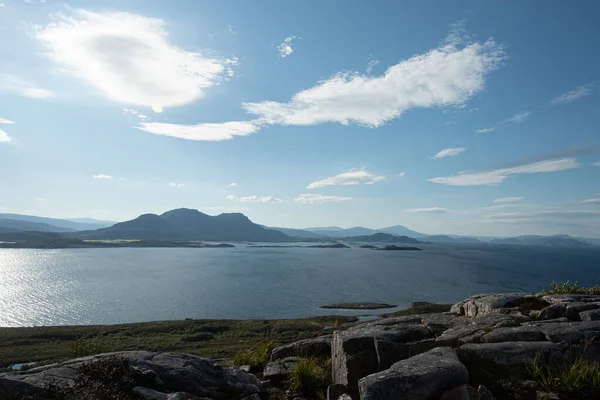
[
  {"x1": 320, "y1": 303, "x2": 397, "y2": 310},
  {"x1": 3, "y1": 289, "x2": 600, "y2": 399}
]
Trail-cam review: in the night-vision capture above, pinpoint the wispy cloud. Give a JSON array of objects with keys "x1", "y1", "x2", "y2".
[
  {"x1": 581, "y1": 198, "x2": 600, "y2": 205},
  {"x1": 406, "y1": 207, "x2": 450, "y2": 213},
  {"x1": 366, "y1": 59, "x2": 380, "y2": 74},
  {"x1": 431, "y1": 147, "x2": 466, "y2": 159},
  {"x1": 399, "y1": 172, "x2": 406, "y2": 177},
  {"x1": 494, "y1": 197, "x2": 523, "y2": 203},
  {"x1": 277, "y1": 36, "x2": 298, "y2": 58},
  {"x1": 226, "y1": 195, "x2": 282, "y2": 203},
  {"x1": 35, "y1": 198, "x2": 46, "y2": 202},
  {"x1": 592, "y1": 162, "x2": 600, "y2": 167},
  {"x1": 429, "y1": 158, "x2": 579, "y2": 186},
  {"x1": 168, "y1": 182, "x2": 185, "y2": 188},
  {"x1": 225, "y1": 183, "x2": 239, "y2": 188},
  {"x1": 92, "y1": 174, "x2": 113, "y2": 180},
  {"x1": 502, "y1": 111, "x2": 532, "y2": 125},
  {"x1": 294, "y1": 193, "x2": 352, "y2": 204},
  {"x1": 306, "y1": 169, "x2": 385, "y2": 189},
  {"x1": 243, "y1": 29, "x2": 504, "y2": 128},
  {"x1": 0, "y1": 129, "x2": 12, "y2": 143},
  {"x1": 36, "y1": 10, "x2": 237, "y2": 110},
  {"x1": 0, "y1": 75, "x2": 54, "y2": 99},
  {"x1": 550, "y1": 83, "x2": 594, "y2": 105},
  {"x1": 136, "y1": 121, "x2": 259, "y2": 141},
  {"x1": 0, "y1": 118, "x2": 15, "y2": 124},
  {"x1": 476, "y1": 127, "x2": 495, "y2": 133}
]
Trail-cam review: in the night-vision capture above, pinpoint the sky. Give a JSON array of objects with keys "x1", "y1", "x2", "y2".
[{"x1": 0, "y1": 1, "x2": 599, "y2": 237}]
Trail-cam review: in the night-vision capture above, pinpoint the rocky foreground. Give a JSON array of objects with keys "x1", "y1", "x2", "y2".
[{"x1": 3, "y1": 292, "x2": 600, "y2": 399}]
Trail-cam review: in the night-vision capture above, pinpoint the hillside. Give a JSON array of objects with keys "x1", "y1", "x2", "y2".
[
  {"x1": 79, "y1": 208, "x2": 290, "y2": 242},
  {"x1": 0, "y1": 218, "x2": 75, "y2": 233},
  {"x1": 0, "y1": 213, "x2": 113, "y2": 231},
  {"x1": 490, "y1": 235, "x2": 591, "y2": 247},
  {"x1": 267, "y1": 227, "x2": 324, "y2": 238},
  {"x1": 305, "y1": 224, "x2": 425, "y2": 238},
  {"x1": 344, "y1": 232, "x2": 422, "y2": 243},
  {"x1": 424, "y1": 235, "x2": 483, "y2": 244}
]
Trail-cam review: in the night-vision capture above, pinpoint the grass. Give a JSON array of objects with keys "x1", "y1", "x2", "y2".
[
  {"x1": 543, "y1": 280, "x2": 600, "y2": 296},
  {"x1": 0, "y1": 316, "x2": 356, "y2": 368},
  {"x1": 381, "y1": 302, "x2": 452, "y2": 318},
  {"x1": 233, "y1": 340, "x2": 276, "y2": 368},
  {"x1": 528, "y1": 340, "x2": 600, "y2": 398},
  {"x1": 288, "y1": 358, "x2": 332, "y2": 399}
]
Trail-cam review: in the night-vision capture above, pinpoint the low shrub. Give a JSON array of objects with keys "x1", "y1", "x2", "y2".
[
  {"x1": 180, "y1": 332, "x2": 215, "y2": 342},
  {"x1": 543, "y1": 280, "x2": 600, "y2": 295},
  {"x1": 288, "y1": 358, "x2": 332, "y2": 398},
  {"x1": 233, "y1": 340, "x2": 275, "y2": 367}
]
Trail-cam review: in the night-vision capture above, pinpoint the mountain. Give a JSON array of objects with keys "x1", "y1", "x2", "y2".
[
  {"x1": 267, "y1": 227, "x2": 324, "y2": 238},
  {"x1": 489, "y1": 235, "x2": 592, "y2": 247},
  {"x1": 0, "y1": 213, "x2": 113, "y2": 231},
  {"x1": 377, "y1": 225, "x2": 425, "y2": 238},
  {"x1": 306, "y1": 226, "x2": 378, "y2": 237},
  {"x1": 424, "y1": 235, "x2": 483, "y2": 244},
  {"x1": 66, "y1": 218, "x2": 116, "y2": 227},
  {"x1": 0, "y1": 218, "x2": 75, "y2": 233},
  {"x1": 343, "y1": 233, "x2": 422, "y2": 243},
  {"x1": 306, "y1": 226, "x2": 344, "y2": 232},
  {"x1": 80, "y1": 208, "x2": 290, "y2": 242}
]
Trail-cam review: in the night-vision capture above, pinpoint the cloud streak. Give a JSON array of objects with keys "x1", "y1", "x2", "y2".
[
  {"x1": 136, "y1": 121, "x2": 259, "y2": 141},
  {"x1": 243, "y1": 29, "x2": 504, "y2": 128},
  {"x1": 306, "y1": 169, "x2": 385, "y2": 189},
  {"x1": 494, "y1": 197, "x2": 523, "y2": 203},
  {"x1": 168, "y1": 182, "x2": 185, "y2": 188},
  {"x1": 551, "y1": 83, "x2": 594, "y2": 105},
  {"x1": 226, "y1": 195, "x2": 282, "y2": 203},
  {"x1": 476, "y1": 127, "x2": 495, "y2": 133},
  {"x1": 294, "y1": 193, "x2": 352, "y2": 204},
  {"x1": 502, "y1": 111, "x2": 532, "y2": 125},
  {"x1": 36, "y1": 10, "x2": 236, "y2": 109},
  {"x1": 429, "y1": 158, "x2": 579, "y2": 186},
  {"x1": 431, "y1": 147, "x2": 465, "y2": 159},
  {"x1": 406, "y1": 207, "x2": 450, "y2": 213},
  {"x1": 92, "y1": 174, "x2": 113, "y2": 179},
  {"x1": 0, "y1": 118, "x2": 15, "y2": 124},
  {"x1": 0, "y1": 75, "x2": 54, "y2": 99}
]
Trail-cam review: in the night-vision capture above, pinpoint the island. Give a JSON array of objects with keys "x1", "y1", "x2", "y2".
[{"x1": 320, "y1": 302, "x2": 398, "y2": 310}]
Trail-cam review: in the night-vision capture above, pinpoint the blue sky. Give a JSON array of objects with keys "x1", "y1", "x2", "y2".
[{"x1": 1, "y1": 0, "x2": 599, "y2": 237}]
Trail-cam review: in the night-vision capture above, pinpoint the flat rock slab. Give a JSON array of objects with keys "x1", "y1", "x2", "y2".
[
  {"x1": 481, "y1": 326, "x2": 546, "y2": 343},
  {"x1": 271, "y1": 336, "x2": 331, "y2": 360},
  {"x1": 530, "y1": 321, "x2": 600, "y2": 343},
  {"x1": 358, "y1": 347, "x2": 468, "y2": 400},
  {"x1": 451, "y1": 293, "x2": 535, "y2": 317},
  {"x1": 263, "y1": 357, "x2": 302, "y2": 382},
  {"x1": 320, "y1": 303, "x2": 397, "y2": 310}
]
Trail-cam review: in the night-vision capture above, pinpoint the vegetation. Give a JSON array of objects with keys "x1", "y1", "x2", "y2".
[
  {"x1": 0, "y1": 316, "x2": 356, "y2": 368},
  {"x1": 543, "y1": 280, "x2": 600, "y2": 296},
  {"x1": 288, "y1": 358, "x2": 332, "y2": 399},
  {"x1": 233, "y1": 340, "x2": 276, "y2": 368},
  {"x1": 528, "y1": 340, "x2": 600, "y2": 398}
]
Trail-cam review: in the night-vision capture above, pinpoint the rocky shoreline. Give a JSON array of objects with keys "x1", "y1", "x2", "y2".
[{"x1": 3, "y1": 291, "x2": 600, "y2": 399}]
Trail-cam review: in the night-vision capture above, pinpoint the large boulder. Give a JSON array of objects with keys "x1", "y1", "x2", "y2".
[
  {"x1": 530, "y1": 321, "x2": 600, "y2": 343},
  {"x1": 481, "y1": 326, "x2": 546, "y2": 343},
  {"x1": 271, "y1": 336, "x2": 332, "y2": 360},
  {"x1": 565, "y1": 302, "x2": 600, "y2": 321},
  {"x1": 358, "y1": 347, "x2": 468, "y2": 400},
  {"x1": 263, "y1": 357, "x2": 301, "y2": 383},
  {"x1": 451, "y1": 294, "x2": 532, "y2": 317},
  {"x1": 0, "y1": 351, "x2": 262, "y2": 400}
]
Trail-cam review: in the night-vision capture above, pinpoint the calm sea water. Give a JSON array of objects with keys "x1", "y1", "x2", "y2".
[{"x1": 1, "y1": 244, "x2": 600, "y2": 327}]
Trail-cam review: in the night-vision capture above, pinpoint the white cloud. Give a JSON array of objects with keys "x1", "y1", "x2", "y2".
[
  {"x1": 225, "y1": 183, "x2": 239, "y2": 188},
  {"x1": 0, "y1": 129, "x2": 12, "y2": 143},
  {"x1": 92, "y1": 174, "x2": 113, "y2": 179},
  {"x1": 243, "y1": 30, "x2": 504, "y2": 128},
  {"x1": 493, "y1": 197, "x2": 523, "y2": 203},
  {"x1": 277, "y1": 36, "x2": 297, "y2": 58},
  {"x1": 137, "y1": 114, "x2": 148, "y2": 120},
  {"x1": 399, "y1": 171, "x2": 406, "y2": 177},
  {"x1": 36, "y1": 10, "x2": 237, "y2": 109},
  {"x1": 306, "y1": 169, "x2": 385, "y2": 189},
  {"x1": 122, "y1": 108, "x2": 139, "y2": 116},
  {"x1": 0, "y1": 75, "x2": 54, "y2": 99},
  {"x1": 581, "y1": 198, "x2": 600, "y2": 205},
  {"x1": 551, "y1": 84, "x2": 594, "y2": 105},
  {"x1": 406, "y1": 207, "x2": 450, "y2": 213},
  {"x1": 502, "y1": 111, "x2": 531, "y2": 124},
  {"x1": 476, "y1": 127, "x2": 495, "y2": 133},
  {"x1": 0, "y1": 118, "x2": 15, "y2": 124},
  {"x1": 136, "y1": 121, "x2": 259, "y2": 141},
  {"x1": 366, "y1": 59, "x2": 380, "y2": 74},
  {"x1": 169, "y1": 182, "x2": 185, "y2": 188},
  {"x1": 226, "y1": 195, "x2": 282, "y2": 203},
  {"x1": 35, "y1": 198, "x2": 46, "y2": 202},
  {"x1": 593, "y1": 162, "x2": 600, "y2": 167},
  {"x1": 429, "y1": 158, "x2": 579, "y2": 186},
  {"x1": 294, "y1": 193, "x2": 352, "y2": 204},
  {"x1": 431, "y1": 147, "x2": 466, "y2": 159}
]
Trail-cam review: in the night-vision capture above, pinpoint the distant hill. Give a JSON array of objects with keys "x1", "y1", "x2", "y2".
[
  {"x1": 377, "y1": 225, "x2": 426, "y2": 238},
  {"x1": 424, "y1": 235, "x2": 483, "y2": 244},
  {"x1": 267, "y1": 227, "x2": 324, "y2": 238},
  {"x1": 0, "y1": 218, "x2": 75, "y2": 233},
  {"x1": 489, "y1": 235, "x2": 592, "y2": 247},
  {"x1": 306, "y1": 226, "x2": 344, "y2": 232},
  {"x1": 305, "y1": 224, "x2": 425, "y2": 238},
  {"x1": 344, "y1": 233, "x2": 422, "y2": 244},
  {"x1": 66, "y1": 218, "x2": 116, "y2": 227},
  {"x1": 0, "y1": 213, "x2": 113, "y2": 231},
  {"x1": 79, "y1": 208, "x2": 290, "y2": 242}
]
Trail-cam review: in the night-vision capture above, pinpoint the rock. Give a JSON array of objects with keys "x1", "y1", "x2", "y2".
[
  {"x1": 481, "y1": 326, "x2": 546, "y2": 343},
  {"x1": 0, "y1": 351, "x2": 262, "y2": 400},
  {"x1": 331, "y1": 318, "x2": 434, "y2": 392},
  {"x1": 263, "y1": 357, "x2": 300, "y2": 383},
  {"x1": 565, "y1": 302, "x2": 600, "y2": 320},
  {"x1": 271, "y1": 336, "x2": 331, "y2": 360},
  {"x1": 458, "y1": 341, "x2": 559, "y2": 383},
  {"x1": 537, "y1": 303, "x2": 567, "y2": 320},
  {"x1": 579, "y1": 309, "x2": 600, "y2": 321},
  {"x1": 326, "y1": 383, "x2": 347, "y2": 400},
  {"x1": 134, "y1": 387, "x2": 204, "y2": 400},
  {"x1": 337, "y1": 395, "x2": 352, "y2": 400},
  {"x1": 533, "y1": 321, "x2": 600, "y2": 343},
  {"x1": 241, "y1": 395, "x2": 262, "y2": 400},
  {"x1": 451, "y1": 293, "x2": 531, "y2": 317},
  {"x1": 358, "y1": 347, "x2": 468, "y2": 400},
  {"x1": 421, "y1": 313, "x2": 468, "y2": 335},
  {"x1": 440, "y1": 384, "x2": 480, "y2": 400}
]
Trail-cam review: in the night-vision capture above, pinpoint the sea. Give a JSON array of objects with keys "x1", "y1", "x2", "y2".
[{"x1": 1, "y1": 244, "x2": 600, "y2": 327}]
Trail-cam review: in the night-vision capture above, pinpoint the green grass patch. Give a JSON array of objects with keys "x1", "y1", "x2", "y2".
[
  {"x1": 543, "y1": 280, "x2": 600, "y2": 296},
  {"x1": 288, "y1": 358, "x2": 332, "y2": 398}
]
